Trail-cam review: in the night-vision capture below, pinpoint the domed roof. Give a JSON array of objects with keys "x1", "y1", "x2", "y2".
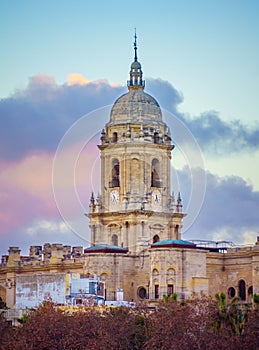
[
  {"x1": 109, "y1": 89, "x2": 163, "y2": 125},
  {"x1": 131, "y1": 60, "x2": 141, "y2": 69}
]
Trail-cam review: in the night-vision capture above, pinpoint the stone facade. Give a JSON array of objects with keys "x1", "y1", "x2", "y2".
[{"x1": 1, "y1": 39, "x2": 259, "y2": 308}]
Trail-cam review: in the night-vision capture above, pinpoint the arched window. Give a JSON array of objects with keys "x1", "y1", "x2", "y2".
[
  {"x1": 138, "y1": 287, "x2": 147, "y2": 299},
  {"x1": 153, "y1": 235, "x2": 160, "y2": 243},
  {"x1": 110, "y1": 159, "x2": 120, "y2": 187},
  {"x1": 111, "y1": 234, "x2": 118, "y2": 246},
  {"x1": 154, "y1": 285, "x2": 159, "y2": 299},
  {"x1": 112, "y1": 132, "x2": 118, "y2": 143},
  {"x1": 238, "y1": 279, "x2": 246, "y2": 301},
  {"x1": 151, "y1": 159, "x2": 161, "y2": 187},
  {"x1": 154, "y1": 132, "x2": 159, "y2": 144},
  {"x1": 175, "y1": 225, "x2": 179, "y2": 238}
]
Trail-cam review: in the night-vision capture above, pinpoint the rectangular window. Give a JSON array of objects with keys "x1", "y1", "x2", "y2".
[
  {"x1": 167, "y1": 284, "x2": 174, "y2": 296},
  {"x1": 155, "y1": 285, "x2": 159, "y2": 299}
]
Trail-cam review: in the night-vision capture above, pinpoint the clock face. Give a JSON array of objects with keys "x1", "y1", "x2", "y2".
[
  {"x1": 110, "y1": 190, "x2": 119, "y2": 205},
  {"x1": 152, "y1": 190, "x2": 161, "y2": 205}
]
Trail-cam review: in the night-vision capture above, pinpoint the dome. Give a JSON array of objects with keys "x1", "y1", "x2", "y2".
[
  {"x1": 108, "y1": 89, "x2": 163, "y2": 125},
  {"x1": 131, "y1": 60, "x2": 141, "y2": 70}
]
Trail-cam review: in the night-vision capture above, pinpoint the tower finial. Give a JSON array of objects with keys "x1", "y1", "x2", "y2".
[
  {"x1": 127, "y1": 30, "x2": 145, "y2": 90},
  {"x1": 134, "y1": 28, "x2": 138, "y2": 61}
]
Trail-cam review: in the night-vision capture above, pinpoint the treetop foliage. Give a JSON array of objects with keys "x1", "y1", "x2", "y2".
[{"x1": 0, "y1": 296, "x2": 258, "y2": 350}]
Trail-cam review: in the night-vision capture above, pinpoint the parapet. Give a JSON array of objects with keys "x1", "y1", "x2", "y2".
[{"x1": 0, "y1": 243, "x2": 84, "y2": 268}]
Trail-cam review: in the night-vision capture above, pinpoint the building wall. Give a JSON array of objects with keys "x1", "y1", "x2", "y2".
[
  {"x1": 149, "y1": 248, "x2": 208, "y2": 300},
  {"x1": 16, "y1": 273, "x2": 67, "y2": 309},
  {"x1": 0, "y1": 244, "x2": 84, "y2": 308},
  {"x1": 207, "y1": 245, "x2": 259, "y2": 301},
  {"x1": 1, "y1": 242, "x2": 259, "y2": 308}
]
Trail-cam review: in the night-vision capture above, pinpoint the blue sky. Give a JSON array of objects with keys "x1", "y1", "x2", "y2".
[
  {"x1": 0, "y1": 0, "x2": 259, "y2": 254},
  {"x1": 1, "y1": 0, "x2": 258, "y2": 121}
]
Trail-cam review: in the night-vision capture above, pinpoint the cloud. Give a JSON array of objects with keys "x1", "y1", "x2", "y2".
[
  {"x1": 145, "y1": 78, "x2": 184, "y2": 115},
  {"x1": 1, "y1": 74, "x2": 258, "y2": 161},
  {"x1": 182, "y1": 169, "x2": 259, "y2": 245},
  {"x1": 0, "y1": 138, "x2": 99, "y2": 243},
  {"x1": 0, "y1": 74, "x2": 125, "y2": 161},
  {"x1": 185, "y1": 111, "x2": 259, "y2": 155},
  {"x1": 145, "y1": 80, "x2": 259, "y2": 156},
  {"x1": 0, "y1": 152, "x2": 58, "y2": 235},
  {"x1": 67, "y1": 73, "x2": 91, "y2": 86},
  {"x1": 0, "y1": 74, "x2": 258, "y2": 253},
  {"x1": 0, "y1": 218, "x2": 88, "y2": 256}
]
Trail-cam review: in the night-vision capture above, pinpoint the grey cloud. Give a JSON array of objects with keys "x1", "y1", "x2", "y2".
[
  {"x1": 145, "y1": 80, "x2": 259, "y2": 155},
  {"x1": 0, "y1": 76, "x2": 125, "y2": 160},
  {"x1": 0, "y1": 221, "x2": 87, "y2": 256},
  {"x1": 145, "y1": 78, "x2": 184, "y2": 115},
  {"x1": 180, "y1": 169, "x2": 259, "y2": 244},
  {"x1": 1, "y1": 75, "x2": 258, "y2": 161},
  {"x1": 184, "y1": 112, "x2": 259, "y2": 155}
]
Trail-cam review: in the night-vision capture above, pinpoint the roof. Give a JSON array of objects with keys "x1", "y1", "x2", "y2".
[
  {"x1": 84, "y1": 244, "x2": 128, "y2": 254},
  {"x1": 151, "y1": 239, "x2": 196, "y2": 249},
  {"x1": 108, "y1": 90, "x2": 164, "y2": 126}
]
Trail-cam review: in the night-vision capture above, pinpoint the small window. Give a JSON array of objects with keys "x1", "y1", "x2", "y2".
[
  {"x1": 110, "y1": 159, "x2": 120, "y2": 187},
  {"x1": 151, "y1": 159, "x2": 162, "y2": 187},
  {"x1": 227, "y1": 287, "x2": 236, "y2": 299},
  {"x1": 138, "y1": 287, "x2": 147, "y2": 299},
  {"x1": 112, "y1": 132, "x2": 118, "y2": 143},
  {"x1": 154, "y1": 132, "x2": 159, "y2": 144},
  {"x1": 153, "y1": 235, "x2": 160, "y2": 243},
  {"x1": 155, "y1": 285, "x2": 159, "y2": 299},
  {"x1": 238, "y1": 279, "x2": 246, "y2": 301},
  {"x1": 175, "y1": 225, "x2": 179, "y2": 237},
  {"x1": 167, "y1": 284, "x2": 174, "y2": 297}
]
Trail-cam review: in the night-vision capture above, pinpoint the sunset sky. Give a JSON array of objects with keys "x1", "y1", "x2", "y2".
[{"x1": 1, "y1": 0, "x2": 259, "y2": 255}]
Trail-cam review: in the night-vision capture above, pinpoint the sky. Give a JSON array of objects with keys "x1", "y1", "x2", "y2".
[{"x1": 0, "y1": 0, "x2": 259, "y2": 255}]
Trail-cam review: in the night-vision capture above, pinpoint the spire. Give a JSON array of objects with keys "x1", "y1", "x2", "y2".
[
  {"x1": 176, "y1": 192, "x2": 182, "y2": 213},
  {"x1": 89, "y1": 192, "x2": 95, "y2": 213},
  {"x1": 127, "y1": 30, "x2": 145, "y2": 90},
  {"x1": 134, "y1": 28, "x2": 138, "y2": 61}
]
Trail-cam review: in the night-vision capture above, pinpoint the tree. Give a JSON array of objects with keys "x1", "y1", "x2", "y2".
[
  {"x1": 215, "y1": 292, "x2": 249, "y2": 336},
  {"x1": 1, "y1": 297, "x2": 258, "y2": 349}
]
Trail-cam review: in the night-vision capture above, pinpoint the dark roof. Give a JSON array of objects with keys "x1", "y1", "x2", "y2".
[
  {"x1": 151, "y1": 239, "x2": 196, "y2": 249},
  {"x1": 84, "y1": 244, "x2": 128, "y2": 254}
]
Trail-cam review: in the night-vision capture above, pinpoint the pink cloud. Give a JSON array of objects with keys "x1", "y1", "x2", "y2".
[
  {"x1": 0, "y1": 152, "x2": 57, "y2": 235},
  {"x1": 0, "y1": 184, "x2": 52, "y2": 235},
  {"x1": 0, "y1": 138, "x2": 100, "y2": 237}
]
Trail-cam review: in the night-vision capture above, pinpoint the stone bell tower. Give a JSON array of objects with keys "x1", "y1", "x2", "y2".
[{"x1": 87, "y1": 33, "x2": 185, "y2": 253}]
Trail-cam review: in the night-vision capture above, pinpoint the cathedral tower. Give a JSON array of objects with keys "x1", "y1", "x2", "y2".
[{"x1": 87, "y1": 34, "x2": 185, "y2": 253}]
